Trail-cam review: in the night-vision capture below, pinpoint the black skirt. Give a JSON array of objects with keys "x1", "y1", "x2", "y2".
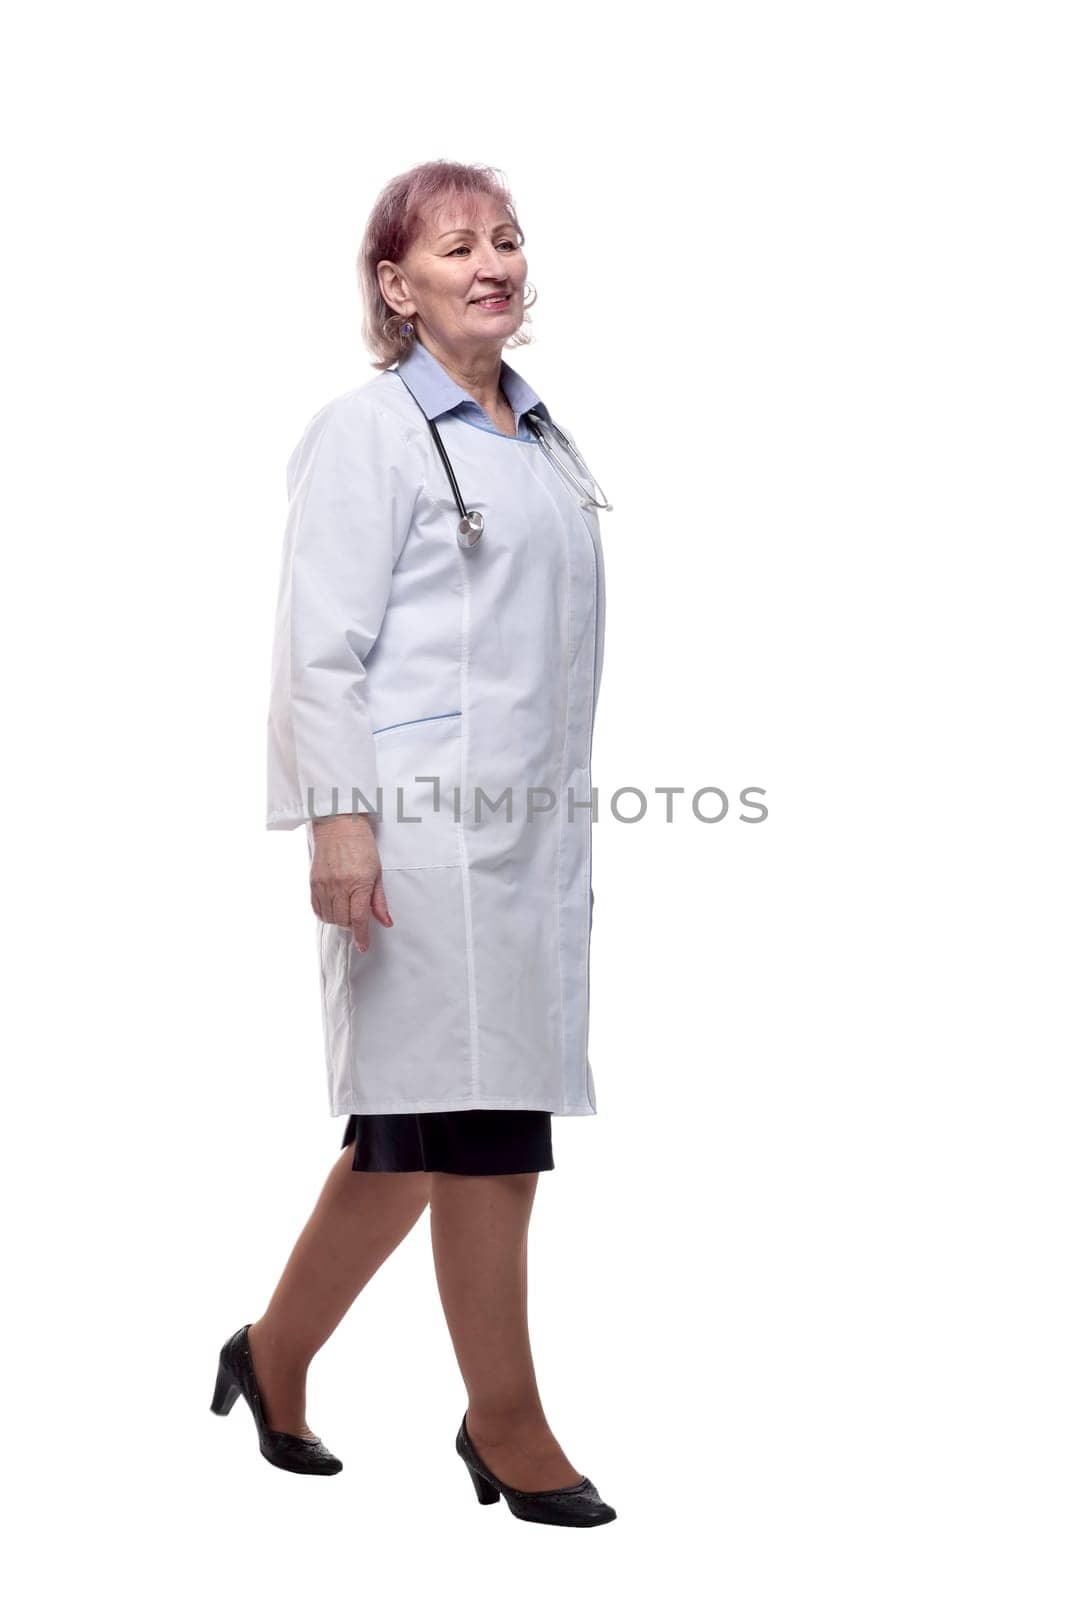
[{"x1": 340, "y1": 1109, "x2": 554, "y2": 1175}]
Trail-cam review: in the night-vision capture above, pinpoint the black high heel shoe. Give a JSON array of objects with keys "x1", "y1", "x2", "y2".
[
  {"x1": 210, "y1": 1324, "x2": 343, "y2": 1476},
  {"x1": 456, "y1": 1412, "x2": 617, "y2": 1526}
]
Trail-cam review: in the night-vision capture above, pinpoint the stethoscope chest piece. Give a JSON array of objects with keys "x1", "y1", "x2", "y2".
[{"x1": 457, "y1": 511, "x2": 484, "y2": 550}]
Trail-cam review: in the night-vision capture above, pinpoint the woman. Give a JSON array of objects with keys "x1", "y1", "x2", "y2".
[{"x1": 211, "y1": 161, "x2": 615, "y2": 1529}]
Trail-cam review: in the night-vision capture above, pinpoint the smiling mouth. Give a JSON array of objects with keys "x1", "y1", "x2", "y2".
[{"x1": 470, "y1": 292, "x2": 511, "y2": 306}]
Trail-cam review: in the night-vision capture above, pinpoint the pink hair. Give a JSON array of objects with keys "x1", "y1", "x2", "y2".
[{"x1": 358, "y1": 159, "x2": 537, "y2": 371}]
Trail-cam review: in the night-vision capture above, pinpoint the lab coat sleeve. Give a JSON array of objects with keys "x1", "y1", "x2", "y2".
[{"x1": 266, "y1": 393, "x2": 420, "y2": 830}]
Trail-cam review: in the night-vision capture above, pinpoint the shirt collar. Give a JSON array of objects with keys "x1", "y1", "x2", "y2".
[{"x1": 394, "y1": 337, "x2": 553, "y2": 429}]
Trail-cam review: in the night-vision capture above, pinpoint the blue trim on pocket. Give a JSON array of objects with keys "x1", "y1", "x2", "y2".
[{"x1": 371, "y1": 710, "x2": 462, "y2": 736}]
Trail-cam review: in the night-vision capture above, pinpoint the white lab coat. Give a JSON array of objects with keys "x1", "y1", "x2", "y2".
[{"x1": 267, "y1": 367, "x2": 605, "y2": 1116}]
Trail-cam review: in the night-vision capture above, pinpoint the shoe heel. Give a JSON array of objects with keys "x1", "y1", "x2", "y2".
[
  {"x1": 466, "y1": 1463, "x2": 501, "y2": 1505},
  {"x1": 210, "y1": 1355, "x2": 240, "y2": 1416}
]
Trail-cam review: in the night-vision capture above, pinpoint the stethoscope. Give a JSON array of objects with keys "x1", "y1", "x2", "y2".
[{"x1": 393, "y1": 370, "x2": 612, "y2": 550}]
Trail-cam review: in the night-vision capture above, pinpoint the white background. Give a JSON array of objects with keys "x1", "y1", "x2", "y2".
[{"x1": 4, "y1": 2, "x2": 1064, "y2": 1594}]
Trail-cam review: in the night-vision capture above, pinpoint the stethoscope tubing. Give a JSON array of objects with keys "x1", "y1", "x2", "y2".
[
  {"x1": 392, "y1": 368, "x2": 610, "y2": 550},
  {"x1": 425, "y1": 414, "x2": 485, "y2": 547}
]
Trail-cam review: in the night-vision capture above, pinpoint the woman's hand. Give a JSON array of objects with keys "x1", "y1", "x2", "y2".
[{"x1": 310, "y1": 814, "x2": 393, "y2": 954}]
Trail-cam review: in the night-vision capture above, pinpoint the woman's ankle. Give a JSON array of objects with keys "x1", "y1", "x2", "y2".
[
  {"x1": 465, "y1": 1403, "x2": 553, "y2": 1448},
  {"x1": 247, "y1": 1317, "x2": 313, "y2": 1376}
]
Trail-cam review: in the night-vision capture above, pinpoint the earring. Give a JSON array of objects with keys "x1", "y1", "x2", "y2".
[{"x1": 399, "y1": 319, "x2": 414, "y2": 338}]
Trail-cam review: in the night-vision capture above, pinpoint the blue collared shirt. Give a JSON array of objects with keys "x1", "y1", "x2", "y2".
[{"x1": 393, "y1": 337, "x2": 553, "y2": 442}]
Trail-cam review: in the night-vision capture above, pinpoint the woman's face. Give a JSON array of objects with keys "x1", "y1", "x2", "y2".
[{"x1": 380, "y1": 193, "x2": 527, "y2": 355}]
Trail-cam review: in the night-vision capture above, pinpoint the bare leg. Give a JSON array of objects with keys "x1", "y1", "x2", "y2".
[
  {"x1": 429, "y1": 1170, "x2": 584, "y2": 1491},
  {"x1": 247, "y1": 1143, "x2": 430, "y2": 1437}
]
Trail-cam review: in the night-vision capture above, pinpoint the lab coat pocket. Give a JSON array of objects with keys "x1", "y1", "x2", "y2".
[{"x1": 369, "y1": 712, "x2": 468, "y2": 870}]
